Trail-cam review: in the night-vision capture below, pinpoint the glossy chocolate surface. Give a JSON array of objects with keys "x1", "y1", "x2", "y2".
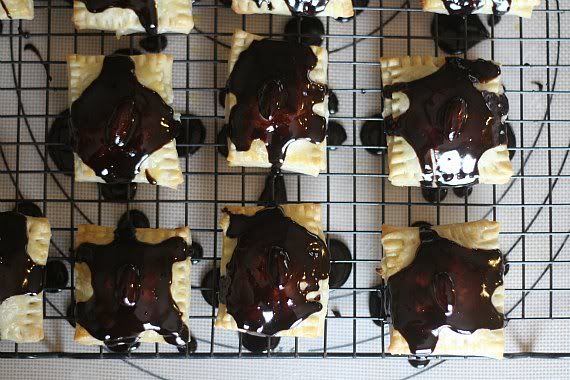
[
  {"x1": 0, "y1": 211, "x2": 44, "y2": 303},
  {"x1": 71, "y1": 55, "x2": 179, "y2": 184},
  {"x1": 443, "y1": 0, "x2": 511, "y2": 16},
  {"x1": 75, "y1": 225, "x2": 189, "y2": 350},
  {"x1": 220, "y1": 207, "x2": 330, "y2": 336},
  {"x1": 387, "y1": 226, "x2": 504, "y2": 354},
  {"x1": 79, "y1": 0, "x2": 158, "y2": 34},
  {"x1": 384, "y1": 57, "x2": 508, "y2": 187},
  {"x1": 227, "y1": 39, "x2": 327, "y2": 168},
  {"x1": 285, "y1": 0, "x2": 329, "y2": 15}
]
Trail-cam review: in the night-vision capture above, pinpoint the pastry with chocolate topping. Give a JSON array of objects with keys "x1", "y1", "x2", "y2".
[
  {"x1": 73, "y1": 0, "x2": 194, "y2": 37},
  {"x1": 225, "y1": 30, "x2": 329, "y2": 176},
  {"x1": 380, "y1": 220, "x2": 505, "y2": 358},
  {"x1": 231, "y1": 0, "x2": 353, "y2": 18},
  {"x1": 381, "y1": 56, "x2": 513, "y2": 187},
  {"x1": 421, "y1": 0, "x2": 539, "y2": 18},
  {"x1": 68, "y1": 53, "x2": 183, "y2": 188},
  {"x1": 74, "y1": 223, "x2": 191, "y2": 351},
  {"x1": 0, "y1": 210, "x2": 51, "y2": 342},
  {"x1": 216, "y1": 204, "x2": 330, "y2": 337}
]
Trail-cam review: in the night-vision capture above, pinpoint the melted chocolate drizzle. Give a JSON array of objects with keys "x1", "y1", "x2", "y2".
[
  {"x1": 220, "y1": 207, "x2": 330, "y2": 336},
  {"x1": 0, "y1": 211, "x2": 45, "y2": 303},
  {"x1": 227, "y1": 39, "x2": 327, "y2": 168},
  {"x1": 79, "y1": 0, "x2": 158, "y2": 34},
  {"x1": 387, "y1": 226, "x2": 504, "y2": 354},
  {"x1": 70, "y1": 55, "x2": 179, "y2": 184},
  {"x1": 75, "y1": 225, "x2": 190, "y2": 350},
  {"x1": 0, "y1": 0, "x2": 11, "y2": 19},
  {"x1": 443, "y1": 0, "x2": 511, "y2": 16},
  {"x1": 384, "y1": 57, "x2": 508, "y2": 187},
  {"x1": 285, "y1": 0, "x2": 330, "y2": 16}
]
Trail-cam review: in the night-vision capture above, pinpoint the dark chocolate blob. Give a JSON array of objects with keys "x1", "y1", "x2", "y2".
[
  {"x1": 258, "y1": 169, "x2": 288, "y2": 205},
  {"x1": 177, "y1": 115, "x2": 206, "y2": 156},
  {"x1": 71, "y1": 55, "x2": 180, "y2": 184},
  {"x1": 0, "y1": 211, "x2": 45, "y2": 303},
  {"x1": 79, "y1": 0, "x2": 158, "y2": 34},
  {"x1": 443, "y1": 0, "x2": 483, "y2": 16},
  {"x1": 432, "y1": 15, "x2": 489, "y2": 55},
  {"x1": 452, "y1": 185, "x2": 473, "y2": 198},
  {"x1": 360, "y1": 114, "x2": 386, "y2": 155},
  {"x1": 200, "y1": 267, "x2": 220, "y2": 308},
  {"x1": 368, "y1": 285, "x2": 386, "y2": 327},
  {"x1": 284, "y1": 16, "x2": 325, "y2": 46},
  {"x1": 384, "y1": 58, "x2": 508, "y2": 187},
  {"x1": 387, "y1": 227, "x2": 504, "y2": 354},
  {"x1": 221, "y1": 207, "x2": 330, "y2": 336},
  {"x1": 421, "y1": 187, "x2": 448, "y2": 204},
  {"x1": 227, "y1": 39, "x2": 327, "y2": 168},
  {"x1": 328, "y1": 238, "x2": 352, "y2": 289},
  {"x1": 14, "y1": 201, "x2": 43, "y2": 217},
  {"x1": 284, "y1": 0, "x2": 329, "y2": 16},
  {"x1": 99, "y1": 183, "x2": 137, "y2": 202},
  {"x1": 75, "y1": 226, "x2": 190, "y2": 350},
  {"x1": 327, "y1": 121, "x2": 347, "y2": 149},
  {"x1": 139, "y1": 35, "x2": 168, "y2": 53},
  {"x1": 47, "y1": 109, "x2": 74, "y2": 175},
  {"x1": 45, "y1": 260, "x2": 69, "y2": 293},
  {"x1": 241, "y1": 333, "x2": 281, "y2": 353},
  {"x1": 216, "y1": 124, "x2": 230, "y2": 158}
]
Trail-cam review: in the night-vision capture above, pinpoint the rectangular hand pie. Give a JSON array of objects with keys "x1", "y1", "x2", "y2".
[
  {"x1": 225, "y1": 29, "x2": 328, "y2": 176},
  {"x1": 381, "y1": 56, "x2": 513, "y2": 187},
  {"x1": 68, "y1": 53, "x2": 183, "y2": 189},
  {"x1": 231, "y1": 0, "x2": 354, "y2": 18},
  {"x1": 0, "y1": 211, "x2": 51, "y2": 343},
  {"x1": 380, "y1": 220, "x2": 505, "y2": 359},
  {"x1": 215, "y1": 204, "x2": 329, "y2": 338},
  {"x1": 0, "y1": 0, "x2": 33, "y2": 19},
  {"x1": 74, "y1": 224, "x2": 191, "y2": 350},
  {"x1": 421, "y1": 0, "x2": 540, "y2": 17},
  {"x1": 73, "y1": 0, "x2": 194, "y2": 37}
]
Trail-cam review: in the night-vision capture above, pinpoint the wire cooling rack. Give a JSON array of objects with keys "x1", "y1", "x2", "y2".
[{"x1": 0, "y1": 0, "x2": 569, "y2": 361}]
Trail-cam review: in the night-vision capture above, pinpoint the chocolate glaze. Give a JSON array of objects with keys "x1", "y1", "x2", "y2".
[
  {"x1": 387, "y1": 226, "x2": 504, "y2": 354},
  {"x1": 75, "y1": 225, "x2": 190, "y2": 350},
  {"x1": 443, "y1": 0, "x2": 511, "y2": 16},
  {"x1": 220, "y1": 207, "x2": 330, "y2": 336},
  {"x1": 227, "y1": 39, "x2": 327, "y2": 168},
  {"x1": 47, "y1": 109, "x2": 74, "y2": 175},
  {"x1": 432, "y1": 15, "x2": 489, "y2": 55},
  {"x1": 384, "y1": 57, "x2": 508, "y2": 187},
  {"x1": 284, "y1": 16, "x2": 325, "y2": 46},
  {"x1": 258, "y1": 169, "x2": 288, "y2": 205},
  {"x1": 79, "y1": 1, "x2": 158, "y2": 34},
  {"x1": 0, "y1": 211, "x2": 45, "y2": 303},
  {"x1": 140, "y1": 35, "x2": 168, "y2": 53},
  {"x1": 283, "y1": 0, "x2": 329, "y2": 16},
  {"x1": 71, "y1": 55, "x2": 179, "y2": 184},
  {"x1": 443, "y1": 0, "x2": 483, "y2": 15}
]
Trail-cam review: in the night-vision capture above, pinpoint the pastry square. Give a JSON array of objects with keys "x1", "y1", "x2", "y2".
[
  {"x1": 232, "y1": 0, "x2": 353, "y2": 18},
  {"x1": 0, "y1": 211, "x2": 51, "y2": 343},
  {"x1": 216, "y1": 204, "x2": 329, "y2": 338},
  {"x1": 0, "y1": 0, "x2": 33, "y2": 19},
  {"x1": 74, "y1": 224, "x2": 191, "y2": 348},
  {"x1": 225, "y1": 30, "x2": 328, "y2": 176},
  {"x1": 380, "y1": 220, "x2": 505, "y2": 359},
  {"x1": 73, "y1": 0, "x2": 194, "y2": 37},
  {"x1": 381, "y1": 56, "x2": 513, "y2": 187},
  {"x1": 422, "y1": 0, "x2": 540, "y2": 18},
  {"x1": 68, "y1": 54, "x2": 183, "y2": 189}
]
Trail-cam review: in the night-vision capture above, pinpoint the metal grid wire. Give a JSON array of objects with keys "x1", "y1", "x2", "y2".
[{"x1": 0, "y1": 0, "x2": 569, "y2": 360}]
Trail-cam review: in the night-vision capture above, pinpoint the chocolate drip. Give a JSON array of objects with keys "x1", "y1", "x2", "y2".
[
  {"x1": 75, "y1": 226, "x2": 190, "y2": 350},
  {"x1": 285, "y1": 0, "x2": 330, "y2": 16},
  {"x1": 442, "y1": 0, "x2": 511, "y2": 16},
  {"x1": 384, "y1": 57, "x2": 508, "y2": 187},
  {"x1": 79, "y1": 0, "x2": 158, "y2": 34},
  {"x1": 492, "y1": 0, "x2": 512, "y2": 15},
  {"x1": 70, "y1": 55, "x2": 179, "y2": 184},
  {"x1": 0, "y1": 211, "x2": 45, "y2": 303},
  {"x1": 220, "y1": 207, "x2": 330, "y2": 336},
  {"x1": 443, "y1": 0, "x2": 483, "y2": 16},
  {"x1": 227, "y1": 39, "x2": 327, "y2": 168},
  {"x1": 387, "y1": 227, "x2": 504, "y2": 354},
  {"x1": 254, "y1": 0, "x2": 274, "y2": 11},
  {"x1": 0, "y1": 0, "x2": 11, "y2": 19}
]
